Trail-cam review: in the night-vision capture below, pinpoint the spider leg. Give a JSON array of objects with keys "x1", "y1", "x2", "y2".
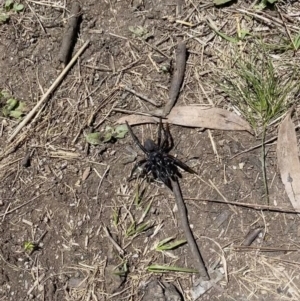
[
  {"x1": 161, "y1": 123, "x2": 174, "y2": 152},
  {"x1": 128, "y1": 158, "x2": 148, "y2": 181},
  {"x1": 126, "y1": 121, "x2": 149, "y2": 155},
  {"x1": 168, "y1": 154, "x2": 198, "y2": 175}
]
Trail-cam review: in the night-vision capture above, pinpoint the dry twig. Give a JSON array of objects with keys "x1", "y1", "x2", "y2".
[
  {"x1": 8, "y1": 40, "x2": 90, "y2": 142},
  {"x1": 170, "y1": 178, "x2": 209, "y2": 280},
  {"x1": 163, "y1": 41, "x2": 187, "y2": 116},
  {"x1": 121, "y1": 85, "x2": 159, "y2": 107},
  {"x1": 185, "y1": 197, "x2": 300, "y2": 214},
  {"x1": 58, "y1": 2, "x2": 82, "y2": 65}
]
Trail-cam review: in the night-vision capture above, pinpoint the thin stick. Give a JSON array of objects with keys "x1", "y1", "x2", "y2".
[
  {"x1": 112, "y1": 108, "x2": 155, "y2": 117},
  {"x1": 230, "y1": 135, "x2": 277, "y2": 159},
  {"x1": 261, "y1": 128, "x2": 269, "y2": 204},
  {"x1": 121, "y1": 85, "x2": 158, "y2": 107},
  {"x1": 103, "y1": 226, "x2": 125, "y2": 256},
  {"x1": 185, "y1": 197, "x2": 300, "y2": 214},
  {"x1": 234, "y1": 245, "x2": 297, "y2": 252},
  {"x1": 170, "y1": 178, "x2": 209, "y2": 280},
  {"x1": 8, "y1": 40, "x2": 90, "y2": 142}
]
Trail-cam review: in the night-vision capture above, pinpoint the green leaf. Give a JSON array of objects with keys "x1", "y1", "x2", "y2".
[
  {"x1": 239, "y1": 29, "x2": 250, "y2": 40},
  {"x1": 9, "y1": 110, "x2": 23, "y2": 118},
  {"x1": 103, "y1": 126, "x2": 114, "y2": 143},
  {"x1": 0, "y1": 90, "x2": 10, "y2": 98},
  {"x1": 293, "y1": 32, "x2": 300, "y2": 50},
  {"x1": 24, "y1": 241, "x2": 35, "y2": 252},
  {"x1": 2, "y1": 99, "x2": 26, "y2": 119},
  {"x1": 5, "y1": 0, "x2": 13, "y2": 10},
  {"x1": 126, "y1": 221, "x2": 136, "y2": 237},
  {"x1": 2, "y1": 98, "x2": 18, "y2": 116},
  {"x1": 254, "y1": 0, "x2": 267, "y2": 10},
  {"x1": 85, "y1": 132, "x2": 102, "y2": 145},
  {"x1": 156, "y1": 238, "x2": 187, "y2": 251},
  {"x1": 254, "y1": 0, "x2": 277, "y2": 9},
  {"x1": 214, "y1": 0, "x2": 233, "y2": 5},
  {"x1": 11, "y1": 101, "x2": 25, "y2": 118},
  {"x1": 113, "y1": 124, "x2": 128, "y2": 139},
  {"x1": 0, "y1": 12, "x2": 10, "y2": 23},
  {"x1": 215, "y1": 30, "x2": 238, "y2": 43},
  {"x1": 13, "y1": 3, "x2": 24, "y2": 12},
  {"x1": 86, "y1": 125, "x2": 128, "y2": 145},
  {"x1": 208, "y1": 22, "x2": 238, "y2": 43}
]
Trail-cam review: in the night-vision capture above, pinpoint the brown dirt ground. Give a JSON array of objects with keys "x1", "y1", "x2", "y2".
[{"x1": 1, "y1": 1, "x2": 300, "y2": 300}]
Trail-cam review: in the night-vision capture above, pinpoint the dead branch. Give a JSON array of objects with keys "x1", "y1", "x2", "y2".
[
  {"x1": 170, "y1": 178, "x2": 210, "y2": 280},
  {"x1": 163, "y1": 41, "x2": 187, "y2": 116},
  {"x1": 58, "y1": 2, "x2": 82, "y2": 65}
]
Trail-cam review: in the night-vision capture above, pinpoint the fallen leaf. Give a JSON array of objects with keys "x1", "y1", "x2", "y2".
[
  {"x1": 116, "y1": 115, "x2": 158, "y2": 125},
  {"x1": 116, "y1": 107, "x2": 252, "y2": 132},
  {"x1": 277, "y1": 109, "x2": 300, "y2": 211},
  {"x1": 167, "y1": 107, "x2": 252, "y2": 131}
]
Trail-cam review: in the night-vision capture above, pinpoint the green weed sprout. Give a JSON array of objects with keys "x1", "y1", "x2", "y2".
[{"x1": 155, "y1": 237, "x2": 187, "y2": 252}]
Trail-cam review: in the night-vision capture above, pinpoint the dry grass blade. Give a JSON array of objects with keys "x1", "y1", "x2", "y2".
[{"x1": 277, "y1": 108, "x2": 300, "y2": 211}]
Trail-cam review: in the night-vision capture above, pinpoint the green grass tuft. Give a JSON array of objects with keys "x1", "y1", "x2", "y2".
[{"x1": 221, "y1": 51, "x2": 299, "y2": 131}]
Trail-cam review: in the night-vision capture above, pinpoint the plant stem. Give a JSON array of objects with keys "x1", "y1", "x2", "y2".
[
  {"x1": 261, "y1": 127, "x2": 269, "y2": 204},
  {"x1": 170, "y1": 178, "x2": 210, "y2": 280}
]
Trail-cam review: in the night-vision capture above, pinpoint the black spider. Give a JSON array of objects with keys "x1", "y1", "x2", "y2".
[{"x1": 125, "y1": 119, "x2": 197, "y2": 187}]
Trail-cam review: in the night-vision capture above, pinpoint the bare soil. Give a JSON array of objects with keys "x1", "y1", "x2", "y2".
[{"x1": 1, "y1": 1, "x2": 300, "y2": 301}]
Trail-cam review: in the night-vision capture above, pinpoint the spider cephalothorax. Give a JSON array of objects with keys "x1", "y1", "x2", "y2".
[{"x1": 125, "y1": 119, "x2": 197, "y2": 187}]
